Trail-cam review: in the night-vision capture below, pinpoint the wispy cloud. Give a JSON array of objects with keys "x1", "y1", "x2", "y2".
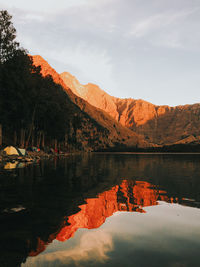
[
  {"x1": 0, "y1": 0, "x2": 89, "y2": 13},
  {"x1": 129, "y1": 7, "x2": 200, "y2": 39},
  {"x1": 1, "y1": 0, "x2": 200, "y2": 105}
]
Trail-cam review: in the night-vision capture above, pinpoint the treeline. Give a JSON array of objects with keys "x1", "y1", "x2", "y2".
[
  {"x1": 0, "y1": 10, "x2": 111, "y2": 152},
  {"x1": 97, "y1": 143, "x2": 200, "y2": 152},
  {"x1": 0, "y1": 10, "x2": 84, "y2": 150},
  {"x1": 0, "y1": 53, "x2": 73, "y2": 148}
]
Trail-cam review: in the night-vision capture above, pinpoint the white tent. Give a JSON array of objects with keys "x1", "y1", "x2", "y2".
[{"x1": 17, "y1": 148, "x2": 26, "y2": 156}]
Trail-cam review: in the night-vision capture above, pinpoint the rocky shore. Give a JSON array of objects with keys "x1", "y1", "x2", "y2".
[{"x1": 0, "y1": 150, "x2": 70, "y2": 169}]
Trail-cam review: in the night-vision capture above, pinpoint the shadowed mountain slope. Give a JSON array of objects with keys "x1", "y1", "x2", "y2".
[
  {"x1": 60, "y1": 72, "x2": 200, "y2": 146},
  {"x1": 32, "y1": 55, "x2": 150, "y2": 149}
]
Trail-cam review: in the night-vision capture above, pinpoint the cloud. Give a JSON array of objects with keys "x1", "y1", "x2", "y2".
[
  {"x1": 1, "y1": 0, "x2": 200, "y2": 105},
  {"x1": 22, "y1": 231, "x2": 113, "y2": 267},
  {"x1": 9, "y1": 1, "x2": 200, "y2": 55},
  {"x1": 128, "y1": 7, "x2": 200, "y2": 48},
  {"x1": 129, "y1": 11, "x2": 187, "y2": 38},
  {"x1": 0, "y1": 0, "x2": 89, "y2": 13},
  {"x1": 9, "y1": 3, "x2": 117, "y2": 91}
]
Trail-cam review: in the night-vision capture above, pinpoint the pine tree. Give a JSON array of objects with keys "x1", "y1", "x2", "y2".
[{"x1": 0, "y1": 10, "x2": 20, "y2": 63}]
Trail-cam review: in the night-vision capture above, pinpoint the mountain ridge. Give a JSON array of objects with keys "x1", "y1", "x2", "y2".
[
  {"x1": 32, "y1": 55, "x2": 150, "y2": 149},
  {"x1": 32, "y1": 55, "x2": 200, "y2": 148},
  {"x1": 60, "y1": 71, "x2": 200, "y2": 146}
]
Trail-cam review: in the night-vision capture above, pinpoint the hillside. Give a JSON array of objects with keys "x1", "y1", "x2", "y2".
[
  {"x1": 32, "y1": 55, "x2": 150, "y2": 149},
  {"x1": 60, "y1": 72, "x2": 200, "y2": 146}
]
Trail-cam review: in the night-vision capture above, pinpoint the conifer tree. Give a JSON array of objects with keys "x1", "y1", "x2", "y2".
[{"x1": 0, "y1": 10, "x2": 20, "y2": 63}]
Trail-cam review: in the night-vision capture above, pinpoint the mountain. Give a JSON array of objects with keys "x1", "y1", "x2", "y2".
[
  {"x1": 32, "y1": 55, "x2": 150, "y2": 149},
  {"x1": 29, "y1": 179, "x2": 170, "y2": 256},
  {"x1": 60, "y1": 72, "x2": 200, "y2": 146},
  {"x1": 61, "y1": 72, "x2": 119, "y2": 121}
]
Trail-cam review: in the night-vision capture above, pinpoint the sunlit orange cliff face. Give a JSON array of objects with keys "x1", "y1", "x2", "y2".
[
  {"x1": 29, "y1": 180, "x2": 169, "y2": 255},
  {"x1": 31, "y1": 55, "x2": 150, "y2": 148},
  {"x1": 32, "y1": 55, "x2": 200, "y2": 147},
  {"x1": 60, "y1": 71, "x2": 200, "y2": 146}
]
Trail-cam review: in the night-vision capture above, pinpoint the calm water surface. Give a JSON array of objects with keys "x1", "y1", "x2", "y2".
[{"x1": 0, "y1": 153, "x2": 200, "y2": 267}]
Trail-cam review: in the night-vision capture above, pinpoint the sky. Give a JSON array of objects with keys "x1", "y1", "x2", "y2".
[{"x1": 1, "y1": 0, "x2": 200, "y2": 106}]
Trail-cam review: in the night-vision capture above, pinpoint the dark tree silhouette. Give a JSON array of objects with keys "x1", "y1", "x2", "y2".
[
  {"x1": 0, "y1": 10, "x2": 24, "y2": 63},
  {"x1": 0, "y1": 10, "x2": 108, "y2": 151}
]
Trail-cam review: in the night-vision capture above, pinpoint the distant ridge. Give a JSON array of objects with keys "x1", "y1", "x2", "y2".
[
  {"x1": 60, "y1": 71, "x2": 200, "y2": 146},
  {"x1": 32, "y1": 55, "x2": 200, "y2": 148}
]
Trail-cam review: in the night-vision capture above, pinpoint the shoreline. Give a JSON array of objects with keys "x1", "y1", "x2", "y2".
[
  {"x1": 1, "y1": 150, "x2": 200, "y2": 170},
  {"x1": 0, "y1": 151, "x2": 72, "y2": 169},
  {"x1": 2, "y1": 150, "x2": 200, "y2": 163}
]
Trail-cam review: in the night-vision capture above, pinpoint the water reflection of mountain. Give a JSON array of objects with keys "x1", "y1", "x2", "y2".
[
  {"x1": 56, "y1": 180, "x2": 169, "y2": 242},
  {"x1": 0, "y1": 153, "x2": 200, "y2": 266}
]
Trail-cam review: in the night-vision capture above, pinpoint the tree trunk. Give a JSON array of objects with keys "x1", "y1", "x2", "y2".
[
  {"x1": 31, "y1": 129, "x2": 34, "y2": 147},
  {"x1": 13, "y1": 131, "x2": 17, "y2": 146},
  {"x1": 65, "y1": 133, "x2": 68, "y2": 148},
  {"x1": 41, "y1": 131, "x2": 45, "y2": 149},
  {"x1": 20, "y1": 128, "x2": 25, "y2": 148},
  {"x1": 0, "y1": 124, "x2": 2, "y2": 146},
  {"x1": 37, "y1": 131, "x2": 42, "y2": 148},
  {"x1": 26, "y1": 105, "x2": 37, "y2": 148},
  {"x1": 54, "y1": 139, "x2": 57, "y2": 151}
]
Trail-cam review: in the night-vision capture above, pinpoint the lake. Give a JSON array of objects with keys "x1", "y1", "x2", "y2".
[{"x1": 0, "y1": 153, "x2": 200, "y2": 267}]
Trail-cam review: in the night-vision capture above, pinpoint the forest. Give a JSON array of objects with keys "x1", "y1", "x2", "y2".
[{"x1": 0, "y1": 10, "x2": 86, "y2": 151}]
